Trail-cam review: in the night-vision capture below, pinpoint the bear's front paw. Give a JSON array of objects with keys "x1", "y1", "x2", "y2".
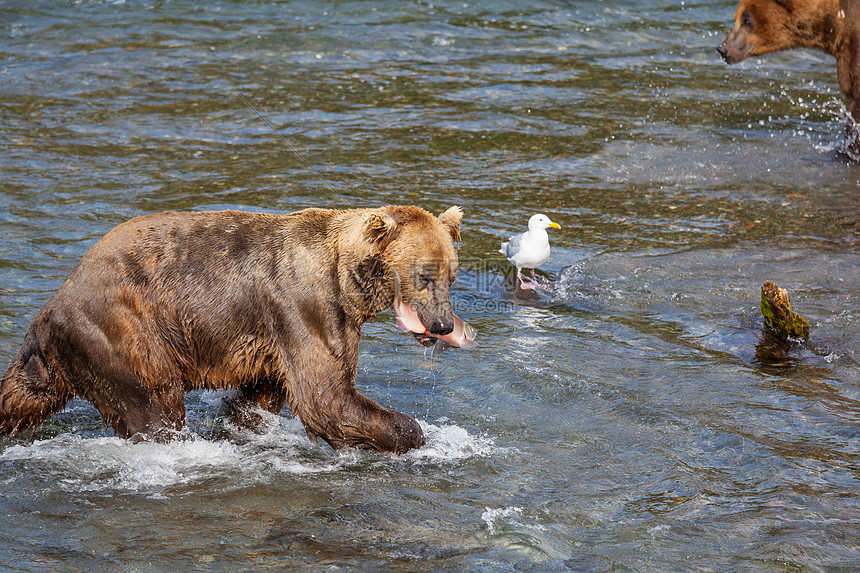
[{"x1": 389, "y1": 413, "x2": 425, "y2": 454}]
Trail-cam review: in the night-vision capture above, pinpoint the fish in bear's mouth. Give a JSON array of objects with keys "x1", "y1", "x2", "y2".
[{"x1": 391, "y1": 269, "x2": 477, "y2": 351}]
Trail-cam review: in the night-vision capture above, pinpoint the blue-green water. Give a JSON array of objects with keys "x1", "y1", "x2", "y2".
[{"x1": 1, "y1": 1, "x2": 859, "y2": 571}]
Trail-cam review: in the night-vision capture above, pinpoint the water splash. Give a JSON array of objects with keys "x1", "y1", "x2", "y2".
[
  {"x1": 406, "y1": 419, "x2": 499, "y2": 462},
  {"x1": 0, "y1": 415, "x2": 497, "y2": 495},
  {"x1": 482, "y1": 506, "x2": 547, "y2": 536},
  {"x1": 482, "y1": 506, "x2": 524, "y2": 535},
  {"x1": 781, "y1": 87, "x2": 857, "y2": 158}
]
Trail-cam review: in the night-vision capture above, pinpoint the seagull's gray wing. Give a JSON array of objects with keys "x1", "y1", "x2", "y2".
[{"x1": 502, "y1": 232, "x2": 524, "y2": 259}]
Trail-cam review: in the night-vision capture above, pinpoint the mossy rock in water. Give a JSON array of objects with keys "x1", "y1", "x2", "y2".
[{"x1": 760, "y1": 281, "x2": 810, "y2": 340}]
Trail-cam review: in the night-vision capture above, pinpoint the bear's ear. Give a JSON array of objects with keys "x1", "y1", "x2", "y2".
[
  {"x1": 363, "y1": 211, "x2": 399, "y2": 248},
  {"x1": 438, "y1": 206, "x2": 462, "y2": 243}
]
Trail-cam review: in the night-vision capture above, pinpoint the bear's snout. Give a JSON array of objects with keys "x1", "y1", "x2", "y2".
[
  {"x1": 412, "y1": 296, "x2": 455, "y2": 336},
  {"x1": 717, "y1": 39, "x2": 743, "y2": 64},
  {"x1": 428, "y1": 318, "x2": 454, "y2": 336},
  {"x1": 416, "y1": 306, "x2": 454, "y2": 336},
  {"x1": 716, "y1": 29, "x2": 751, "y2": 65}
]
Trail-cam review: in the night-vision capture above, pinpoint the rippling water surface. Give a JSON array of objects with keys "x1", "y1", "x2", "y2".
[{"x1": 1, "y1": 1, "x2": 859, "y2": 571}]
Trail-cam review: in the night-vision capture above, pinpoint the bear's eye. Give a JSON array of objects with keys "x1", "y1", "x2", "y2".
[
  {"x1": 741, "y1": 12, "x2": 753, "y2": 28},
  {"x1": 417, "y1": 273, "x2": 434, "y2": 289}
]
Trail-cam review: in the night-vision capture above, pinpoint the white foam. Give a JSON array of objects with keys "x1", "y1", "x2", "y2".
[
  {"x1": 1, "y1": 434, "x2": 246, "y2": 492},
  {"x1": 824, "y1": 352, "x2": 841, "y2": 363},
  {"x1": 482, "y1": 506, "x2": 523, "y2": 535},
  {"x1": 0, "y1": 416, "x2": 498, "y2": 494},
  {"x1": 481, "y1": 506, "x2": 547, "y2": 537},
  {"x1": 406, "y1": 420, "x2": 498, "y2": 462},
  {"x1": 482, "y1": 507, "x2": 523, "y2": 535}
]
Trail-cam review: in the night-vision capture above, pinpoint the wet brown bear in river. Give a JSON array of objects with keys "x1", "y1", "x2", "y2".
[
  {"x1": 0, "y1": 205, "x2": 463, "y2": 454},
  {"x1": 718, "y1": 0, "x2": 860, "y2": 154}
]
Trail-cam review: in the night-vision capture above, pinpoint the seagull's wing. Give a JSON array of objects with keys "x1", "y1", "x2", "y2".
[{"x1": 502, "y1": 232, "x2": 525, "y2": 259}]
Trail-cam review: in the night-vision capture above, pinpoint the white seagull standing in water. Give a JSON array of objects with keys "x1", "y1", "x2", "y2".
[{"x1": 499, "y1": 214, "x2": 560, "y2": 291}]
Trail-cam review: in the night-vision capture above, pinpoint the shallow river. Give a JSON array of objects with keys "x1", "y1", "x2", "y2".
[{"x1": 1, "y1": 1, "x2": 859, "y2": 571}]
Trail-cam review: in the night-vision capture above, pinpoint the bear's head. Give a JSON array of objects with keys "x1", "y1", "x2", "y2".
[
  {"x1": 717, "y1": 0, "x2": 808, "y2": 64},
  {"x1": 355, "y1": 205, "x2": 462, "y2": 337}
]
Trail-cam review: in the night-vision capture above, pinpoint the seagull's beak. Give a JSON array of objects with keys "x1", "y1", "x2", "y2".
[{"x1": 549, "y1": 221, "x2": 560, "y2": 229}]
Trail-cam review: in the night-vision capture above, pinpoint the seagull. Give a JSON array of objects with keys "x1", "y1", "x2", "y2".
[{"x1": 499, "y1": 214, "x2": 560, "y2": 291}]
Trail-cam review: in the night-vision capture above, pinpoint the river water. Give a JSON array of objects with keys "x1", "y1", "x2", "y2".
[{"x1": 1, "y1": 1, "x2": 859, "y2": 571}]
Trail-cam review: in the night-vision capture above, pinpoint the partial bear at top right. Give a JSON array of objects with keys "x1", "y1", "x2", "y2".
[{"x1": 718, "y1": 0, "x2": 860, "y2": 158}]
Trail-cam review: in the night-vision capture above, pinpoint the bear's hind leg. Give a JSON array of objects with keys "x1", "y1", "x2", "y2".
[{"x1": 0, "y1": 340, "x2": 73, "y2": 435}]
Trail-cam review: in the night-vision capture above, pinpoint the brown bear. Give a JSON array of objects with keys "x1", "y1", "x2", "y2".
[
  {"x1": 0, "y1": 205, "x2": 463, "y2": 454},
  {"x1": 717, "y1": 0, "x2": 860, "y2": 154}
]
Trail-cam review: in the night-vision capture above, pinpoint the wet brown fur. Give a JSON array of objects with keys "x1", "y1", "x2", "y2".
[
  {"x1": 0, "y1": 205, "x2": 463, "y2": 454},
  {"x1": 718, "y1": 0, "x2": 860, "y2": 151}
]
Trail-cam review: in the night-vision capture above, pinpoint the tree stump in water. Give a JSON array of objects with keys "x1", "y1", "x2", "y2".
[{"x1": 760, "y1": 281, "x2": 810, "y2": 340}]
